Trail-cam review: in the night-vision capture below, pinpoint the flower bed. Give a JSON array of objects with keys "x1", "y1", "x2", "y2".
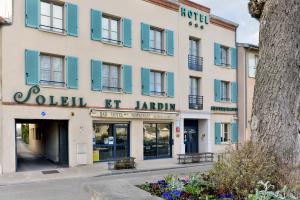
[{"x1": 138, "y1": 174, "x2": 299, "y2": 200}]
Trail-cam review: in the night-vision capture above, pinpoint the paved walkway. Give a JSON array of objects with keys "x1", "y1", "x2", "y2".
[{"x1": 0, "y1": 158, "x2": 212, "y2": 186}]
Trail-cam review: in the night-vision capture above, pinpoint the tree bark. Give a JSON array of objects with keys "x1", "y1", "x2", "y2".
[{"x1": 248, "y1": 0, "x2": 300, "y2": 165}]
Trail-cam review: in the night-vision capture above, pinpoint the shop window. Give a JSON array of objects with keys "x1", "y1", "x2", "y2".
[
  {"x1": 144, "y1": 123, "x2": 172, "y2": 159},
  {"x1": 221, "y1": 123, "x2": 231, "y2": 143},
  {"x1": 102, "y1": 15, "x2": 121, "y2": 44},
  {"x1": 40, "y1": 1, "x2": 64, "y2": 33},
  {"x1": 102, "y1": 63, "x2": 121, "y2": 92},
  {"x1": 40, "y1": 54, "x2": 65, "y2": 87},
  {"x1": 221, "y1": 46, "x2": 230, "y2": 66},
  {"x1": 150, "y1": 27, "x2": 164, "y2": 53},
  {"x1": 150, "y1": 70, "x2": 164, "y2": 96},
  {"x1": 249, "y1": 54, "x2": 258, "y2": 78},
  {"x1": 221, "y1": 81, "x2": 230, "y2": 101}
]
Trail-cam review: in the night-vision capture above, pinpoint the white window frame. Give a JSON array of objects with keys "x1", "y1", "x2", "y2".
[
  {"x1": 40, "y1": 54, "x2": 65, "y2": 88},
  {"x1": 221, "y1": 81, "x2": 230, "y2": 102},
  {"x1": 102, "y1": 63, "x2": 121, "y2": 92},
  {"x1": 150, "y1": 70, "x2": 165, "y2": 96},
  {"x1": 189, "y1": 38, "x2": 199, "y2": 57},
  {"x1": 102, "y1": 15, "x2": 121, "y2": 45},
  {"x1": 150, "y1": 27, "x2": 164, "y2": 54},
  {"x1": 221, "y1": 123, "x2": 231, "y2": 144},
  {"x1": 189, "y1": 77, "x2": 199, "y2": 96},
  {"x1": 221, "y1": 46, "x2": 230, "y2": 66},
  {"x1": 40, "y1": 1, "x2": 65, "y2": 33},
  {"x1": 248, "y1": 54, "x2": 258, "y2": 78}
]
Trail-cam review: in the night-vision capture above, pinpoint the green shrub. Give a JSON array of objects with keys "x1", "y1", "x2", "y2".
[
  {"x1": 21, "y1": 124, "x2": 29, "y2": 144},
  {"x1": 208, "y1": 142, "x2": 282, "y2": 198}
]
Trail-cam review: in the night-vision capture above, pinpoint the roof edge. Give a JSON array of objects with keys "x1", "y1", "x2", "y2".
[
  {"x1": 210, "y1": 15, "x2": 238, "y2": 32},
  {"x1": 237, "y1": 43, "x2": 259, "y2": 50},
  {"x1": 178, "y1": 0, "x2": 210, "y2": 13},
  {"x1": 143, "y1": 0, "x2": 180, "y2": 12}
]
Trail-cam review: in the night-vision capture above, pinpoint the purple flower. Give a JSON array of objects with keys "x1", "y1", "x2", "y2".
[
  {"x1": 172, "y1": 190, "x2": 181, "y2": 197},
  {"x1": 219, "y1": 193, "x2": 234, "y2": 199},
  {"x1": 158, "y1": 180, "x2": 168, "y2": 187},
  {"x1": 162, "y1": 192, "x2": 170, "y2": 199},
  {"x1": 168, "y1": 197, "x2": 174, "y2": 200}
]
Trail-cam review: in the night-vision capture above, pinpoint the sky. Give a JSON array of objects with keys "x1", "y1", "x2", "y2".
[{"x1": 193, "y1": 0, "x2": 259, "y2": 45}]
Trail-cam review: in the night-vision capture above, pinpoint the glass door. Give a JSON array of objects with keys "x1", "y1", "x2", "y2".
[{"x1": 114, "y1": 124, "x2": 129, "y2": 159}]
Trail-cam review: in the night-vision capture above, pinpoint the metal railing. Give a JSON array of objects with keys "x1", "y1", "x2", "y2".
[
  {"x1": 150, "y1": 47, "x2": 165, "y2": 54},
  {"x1": 102, "y1": 37, "x2": 122, "y2": 45},
  {"x1": 40, "y1": 80, "x2": 65, "y2": 87},
  {"x1": 188, "y1": 55, "x2": 203, "y2": 71},
  {"x1": 150, "y1": 91, "x2": 165, "y2": 96},
  {"x1": 189, "y1": 95, "x2": 203, "y2": 110},
  {"x1": 103, "y1": 86, "x2": 122, "y2": 92}
]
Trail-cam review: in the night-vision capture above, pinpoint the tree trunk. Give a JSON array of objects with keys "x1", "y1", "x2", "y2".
[{"x1": 248, "y1": 0, "x2": 300, "y2": 165}]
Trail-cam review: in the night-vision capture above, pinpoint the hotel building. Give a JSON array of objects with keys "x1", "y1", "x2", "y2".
[
  {"x1": 0, "y1": 0, "x2": 238, "y2": 174},
  {"x1": 237, "y1": 43, "x2": 258, "y2": 142}
]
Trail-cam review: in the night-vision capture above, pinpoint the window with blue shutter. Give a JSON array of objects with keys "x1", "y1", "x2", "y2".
[
  {"x1": 25, "y1": 0, "x2": 39, "y2": 28},
  {"x1": 214, "y1": 79, "x2": 221, "y2": 102},
  {"x1": 214, "y1": 43, "x2": 221, "y2": 65},
  {"x1": 25, "y1": 49, "x2": 40, "y2": 85},
  {"x1": 231, "y1": 122, "x2": 238, "y2": 144},
  {"x1": 141, "y1": 23, "x2": 150, "y2": 51},
  {"x1": 66, "y1": 3, "x2": 78, "y2": 37},
  {"x1": 123, "y1": 65, "x2": 132, "y2": 93},
  {"x1": 167, "y1": 72, "x2": 174, "y2": 97},
  {"x1": 66, "y1": 56, "x2": 78, "y2": 89},
  {"x1": 215, "y1": 123, "x2": 221, "y2": 144},
  {"x1": 141, "y1": 68, "x2": 150, "y2": 95},
  {"x1": 231, "y1": 48, "x2": 237, "y2": 69},
  {"x1": 123, "y1": 18, "x2": 132, "y2": 48},
  {"x1": 231, "y1": 82, "x2": 237, "y2": 103},
  {"x1": 91, "y1": 9, "x2": 102, "y2": 41},
  {"x1": 91, "y1": 60, "x2": 102, "y2": 91},
  {"x1": 166, "y1": 30, "x2": 174, "y2": 56}
]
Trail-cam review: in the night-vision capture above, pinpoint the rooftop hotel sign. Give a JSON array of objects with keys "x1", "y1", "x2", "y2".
[{"x1": 181, "y1": 6, "x2": 209, "y2": 29}]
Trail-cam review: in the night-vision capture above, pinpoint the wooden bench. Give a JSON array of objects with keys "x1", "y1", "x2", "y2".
[
  {"x1": 108, "y1": 157, "x2": 136, "y2": 170},
  {"x1": 177, "y1": 153, "x2": 214, "y2": 164}
]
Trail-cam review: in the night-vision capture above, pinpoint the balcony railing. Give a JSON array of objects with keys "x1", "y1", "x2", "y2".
[
  {"x1": 188, "y1": 55, "x2": 203, "y2": 71},
  {"x1": 189, "y1": 95, "x2": 203, "y2": 110}
]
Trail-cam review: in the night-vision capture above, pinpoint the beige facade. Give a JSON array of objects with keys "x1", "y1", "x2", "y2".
[
  {"x1": 237, "y1": 43, "x2": 258, "y2": 143},
  {"x1": 0, "y1": 0, "x2": 238, "y2": 174}
]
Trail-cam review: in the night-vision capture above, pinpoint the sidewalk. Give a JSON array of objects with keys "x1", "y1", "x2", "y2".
[{"x1": 0, "y1": 159, "x2": 212, "y2": 186}]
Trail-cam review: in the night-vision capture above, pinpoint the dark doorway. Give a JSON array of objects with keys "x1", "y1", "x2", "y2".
[
  {"x1": 184, "y1": 120, "x2": 199, "y2": 154},
  {"x1": 15, "y1": 120, "x2": 69, "y2": 172},
  {"x1": 93, "y1": 123, "x2": 130, "y2": 162}
]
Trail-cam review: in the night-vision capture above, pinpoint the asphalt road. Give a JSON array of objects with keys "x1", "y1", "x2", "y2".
[{"x1": 0, "y1": 165, "x2": 210, "y2": 200}]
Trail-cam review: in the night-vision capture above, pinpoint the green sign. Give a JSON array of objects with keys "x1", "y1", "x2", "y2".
[
  {"x1": 13, "y1": 85, "x2": 87, "y2": 107},
  {"x1": 211, "y1": 106, "x2": 238, "y2": 112},
  {"x1": 181, "y1": 6, "x2": 209, "y2": 29}
]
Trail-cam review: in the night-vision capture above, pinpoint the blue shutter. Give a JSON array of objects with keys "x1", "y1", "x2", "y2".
[
  {"x1": 141, "y1": 68, "x2": 150, "y2": 95},
  {"x1": 231, "y1": 48, "x2": 237, "y2": 69},
  {"x1": 214, "y1": 43, "x2": 221, "y2": 65},
  {"x1": 25, "y1": 0, "x2": 39, "y2": 28},
  {"x1": 90, "y1": 9, "x2": 102, "y2": 41},
  {"x1": 123, "y1": 65, "x2": 133, "y2": 93},
  {"x1": 141, "y1": 23, "x2": 150, "y2": 50},
  {"x1": 123, "y1": 18, "x2": 132, "y2": 48},
  {"x1": 231, "y1": 82, "x2": 237, "y2": 103},
  {"x1": 166, "y1": 30, "x2": 174, "y2": 56},
  {"x1": 214, "y1": 79, "x2": 221, "y2": 102},
  {"x1": 25, "y1": 49, "x2": 39, "y2": 85},
  {"x1": 66, "y1": 3, "x2": 78, "y2": 37},
  {"x1": 167, "y1": 72, "x2": 174, "y2": 97},
  {"x1": 215, "y1": 123, "x2": 221, "y2": 144},
  {"x1": 91, "y1": 60, "x2": 102, "y2": 91},
  {"x1": 66, "y1": 56, "x2": 78, "y2": 89},
  {"x1": 231, "y1": 122, "x2": 238, "y2": 144}
]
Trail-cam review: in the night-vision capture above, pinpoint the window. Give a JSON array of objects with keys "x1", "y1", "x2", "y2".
[
  {"x1": 221, "y1": 46, "x2": 230, "y2": 65},
  {"x1": 221, "y1": 123, "x2": 231, "y2": 143},
  {"x1": 221, "y1": 81, "x2": 230, "y2": 101},
  {"x1": 102, "y1": 15, "x2": 120, "y2": 44},
  {"x1": 249, "y1": 54, "x2": 258, "y2": 78},
  {"x1": 150, "y1": 71, "x2": 164, "y2": 96},
  {"x1": 102, "y1": 63, "x2": 121, "y2": 92},
  {"x1": 189, "y1": 38, "x2": 199, "y2": 57},
  {"x1": 150, "y1": 27, "x2": 164, "y2": 53},
  {"x1": 40, "y1": 1, "x2": 64, "y2": 33},
  {"x1": 189, "y1": 77, "x2": 199, "y2": 96},
  {"x1": 40, "y1": 54, "x2": 65, "y2": 87}
]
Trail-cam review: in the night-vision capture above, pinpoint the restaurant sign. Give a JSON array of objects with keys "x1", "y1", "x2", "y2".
[
  {"x1": 13, "y1": 85, "x2": 87, "y2": 107},
  {"x1": 90, "y1": 109, "x2": 177, "y2": 120},
  {"x1": 181, "y1": 6, "x2": 209, "y2": 29}
]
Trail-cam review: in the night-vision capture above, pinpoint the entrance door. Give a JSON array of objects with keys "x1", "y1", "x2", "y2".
[
  {"x1": 93, "y1": 123, "x2": 129, "y2": 162},
  {"x1": 59, "y1": 122, "x2": 68, "y2": 165},
  {"x1": 184, "y1": 120, "x2": 199, "y2": 154}
]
